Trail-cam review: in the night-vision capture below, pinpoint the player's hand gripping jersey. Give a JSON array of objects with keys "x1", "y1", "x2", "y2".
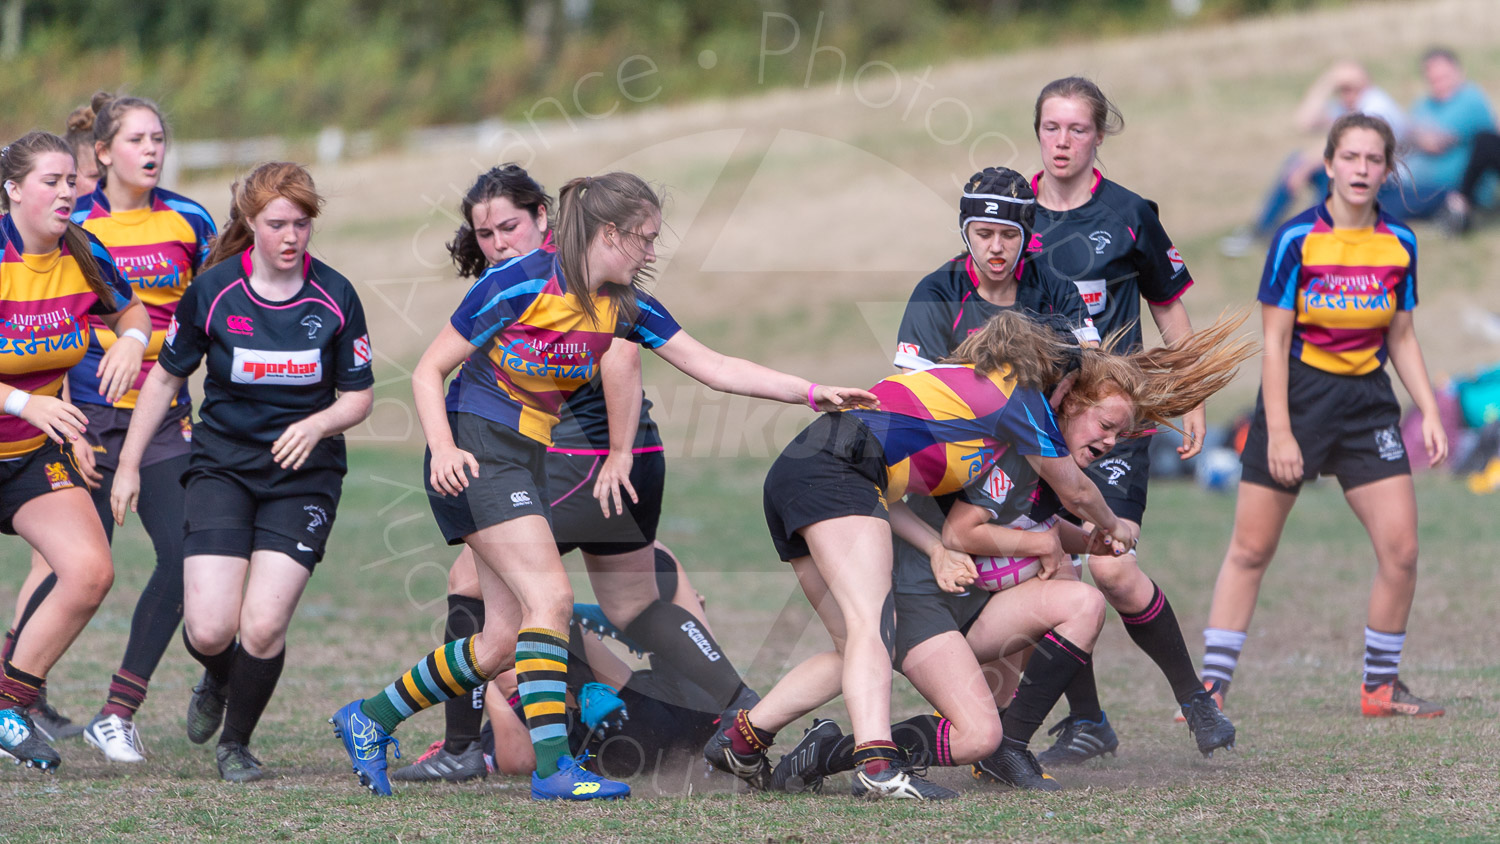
[
  {"x1": 157, "y1": 249, "x2": 374, "y2": 444},
  {"x1": 0, "y1": 214, "x2": 132, "y2": 458},
  {"x1": 1028, "y1": 169, "x2": 1192, "y2": 352},
  {"x1": 444, "y1": 247, "x2": 681, "y2": 445},
  {"x1": 847, "y1": 364, "x2": 1067, "y2": 500},
  {"x1": 894, "y1": 255, "x2": 1097, "y2": 371},
  {"x1": 1259, "y1": 203, "x2": 1416, "y2": 375},
  {"x1": 68, "y1": 187, "x2": 216, "y2": 408}
]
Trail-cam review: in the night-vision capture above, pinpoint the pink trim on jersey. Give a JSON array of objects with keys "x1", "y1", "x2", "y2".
[
  {"x1": 546, "y1": 445, "x2": 664, "y2": 456},
  {"x1": 952, "y1": 290, "x2": 973, "y2": 332},
  {"x1": 1029, "y1": 167, "x2": 1103, "y2": 198},
  {"x1": 204, "y1": 279, "x2": 242, "y2": 333},
  {"x1": 305, "y1": 278, "x2": 347, "y2": 329},
  {"x1": 550, "y1": 456, "x2": 599, "y2": 507},
  {"x1": 238, "y1": 248, "x2": 313, "y2": 279},
  {"x1": 954, "y1": 253, "x2": 1026, "y2": 331},
  {"x1": 205, "y1": 277, "x2": 346, "y2": 333},
  {"x1": 1144, "y1": 279, "x2": 1193, "y2": 307}
]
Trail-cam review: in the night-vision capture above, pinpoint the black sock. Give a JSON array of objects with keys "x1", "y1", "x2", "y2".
[
  {"x1": 219, "y1": 648, "x2": 285, "y2": 746},
  {"x1": 623, "y1": 600, "x2": 746, "y2": 710},
  {"x1": 441, "y1": 594, "x2": 486, "y2": 754},
  {"x1": 14, "y1": 573, "x2": 57, "y2": 636},
  {"x1": 118, "y1": 457, "x2": 188, "y2": 681},
  {"x1": 891, "y1": 713, "x2": 955, "y2": 767},
  {"x1": 1120, "y1": 582, "x2": 1202, "y2": 704},
  {"x1": 1003, "y1": 631, "x2": 1092, "y2": 748},
  {"x1": 183, "y1": 628, "x2": 238, "y2": 688},
  {"x1": 1062, "y1": 661, "x2": 1104, "y2": 723}
]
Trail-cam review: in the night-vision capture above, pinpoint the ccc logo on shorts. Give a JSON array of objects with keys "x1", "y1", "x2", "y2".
[
  {"x1": 572, "y1": 782, "x2": 600, "y2": 795},
  {"x1": 511, "y1": 491, "x2": 533, "y2": 507}
]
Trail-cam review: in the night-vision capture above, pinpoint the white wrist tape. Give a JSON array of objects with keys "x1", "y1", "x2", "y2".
[
  {"x1": 4, "y1": 389, "x2": 31, "y2": 416},
  {"x1": 119, "y1": 328, "x2": 150, "y2": 347}
]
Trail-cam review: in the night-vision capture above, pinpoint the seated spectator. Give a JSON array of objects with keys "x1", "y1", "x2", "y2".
[
  {"x1": 1383, "y1": 46, "x2": 1495, "y2": 219},
  {"x1": 1222, "y1": 61, "x2": 1406, "y2": 257},
  {"x1": 1439, "y1": 130, "x2": 1500, "y2": 234}
]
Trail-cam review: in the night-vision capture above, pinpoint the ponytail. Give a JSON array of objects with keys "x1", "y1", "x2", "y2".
[
  {"x1": 554, "y1": 172, "x2": 660, "y2": 328},
  {"x1": 1066, "y1": 310, "x2": 1257, "y2": 433},
  {"x1": 62, "y1": 223, "x2": 115, "y2": 305}
]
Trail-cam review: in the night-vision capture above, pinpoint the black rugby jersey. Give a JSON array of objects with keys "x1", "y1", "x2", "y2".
[
  {"x1": 1028, "y1": 170, "x2": 1192, "y2": 354},
  {"x1": 894, "y1": 253, "x2": 1097, "y2": 370},
  {"x1": 158, "y1": 249, "x2": 374, "y2": 444},
  {"x1": 549, "y1": 378, "x2": 662, "y2": 453}
]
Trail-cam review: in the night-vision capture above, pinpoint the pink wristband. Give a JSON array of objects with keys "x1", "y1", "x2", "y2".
[{"x1": 807, "y1": 383, "x2": 820, "y2": 411}]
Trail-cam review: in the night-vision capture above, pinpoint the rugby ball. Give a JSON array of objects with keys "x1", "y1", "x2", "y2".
[
  {"x1": 1195, "y1": 446, "x2": 1241, "y2": 492},
  {"x1": 972, "y1": 517, "x2": 1057, "y2": 592}
]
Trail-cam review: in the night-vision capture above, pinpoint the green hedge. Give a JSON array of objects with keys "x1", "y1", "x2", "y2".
[{"x1": 2, "y1": 0, "x2": 1352, "y2": 142}]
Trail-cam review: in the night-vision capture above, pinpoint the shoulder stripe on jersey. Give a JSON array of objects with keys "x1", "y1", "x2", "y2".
[
  {"x1": 459, "y1": 252, "x2": 532, "y2": 298},
  {"x1": 160, "y1": 197, "x2": 216, "y2": 230},
  {"x1": 88, "y1": 240, "x2": 114, "y2": 266},
  {"x1": 1021, "y1": 403, "x2": 1062, "y2": 458},
  {"x1": 1268, "y1": 222, "x2": 1314, "y2": 311},
  {"x1": 471, "y1": 278, "x2": 548, "y2": 319},
  {"x1": 633, "y1": 325, "x2": 670, "y2": 348}
]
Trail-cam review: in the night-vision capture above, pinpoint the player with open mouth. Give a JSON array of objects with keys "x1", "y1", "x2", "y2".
[
  {"x1": 1026, "y1": 76, "x2": 1236, "y2": 764},
  {"x1": 1200, "y1": 113, "x2": 1450, "y2": 720},
  {"x1": 110, "y1": 162, "x2": 375, "y2": 784}
]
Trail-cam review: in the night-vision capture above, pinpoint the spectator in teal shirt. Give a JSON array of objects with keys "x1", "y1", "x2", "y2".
[{"x1": 1386, "y1": 47, "x2": 1495, "y2": 218}]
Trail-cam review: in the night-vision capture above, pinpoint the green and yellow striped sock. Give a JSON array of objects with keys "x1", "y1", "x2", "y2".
[
  {"x1": 360, "y1": 635, "x2": 488, "y2": 733},
  {"x1": 517, "y1": 627, "x2": 570, "y2": 778}
]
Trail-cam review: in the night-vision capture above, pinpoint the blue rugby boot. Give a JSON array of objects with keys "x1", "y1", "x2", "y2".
[
  {"x1": 330, "y1": 699, "x2": 401, "y2": 796},
  {"x1": 572, "y1": 604, "x2": 645, "y2": 656},
  {"x1": 579, "y1": 682, "x2": 629, "y2": 734},
  {"x1": 531, "y1": 753, "x2": 630, "y2": 801}
]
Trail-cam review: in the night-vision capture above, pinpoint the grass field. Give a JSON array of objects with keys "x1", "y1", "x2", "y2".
[
  {"x1": 5, "y1": 455, "x2": 1499, "y2": 842},
  {"x1": 8, "y1": 0, "x2": 1500, "y2": 839}
]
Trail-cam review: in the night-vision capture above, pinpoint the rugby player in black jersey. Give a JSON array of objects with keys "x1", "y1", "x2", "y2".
[
  {"x1": 111, "y1": 162, "x2": 374, "y2": 783},
  {"x1": 1025, "y1": 77, "x2": 1235, "y2": 763}
]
